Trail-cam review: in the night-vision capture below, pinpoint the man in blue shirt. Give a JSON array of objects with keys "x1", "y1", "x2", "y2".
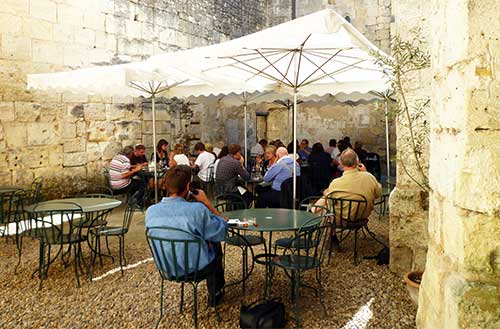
[
  {"x1": 256, "y1": 147, "x2": 301, "y2": 208},
  {"x1": 146, "y1": 165, "x2": 228, "y2": 306}
]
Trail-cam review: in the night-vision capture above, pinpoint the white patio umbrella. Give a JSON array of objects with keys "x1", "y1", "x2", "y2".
[
  {"x1": 28, "y1": 63, "x2": 205, "y2": 203},
  {"x1": 184, "y1": 9, "x2": 391, "y2": 205}
]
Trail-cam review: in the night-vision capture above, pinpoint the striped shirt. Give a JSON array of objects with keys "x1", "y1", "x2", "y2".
[{"x1": 109, "y1": 154, "x2": 131, "y2": 189}]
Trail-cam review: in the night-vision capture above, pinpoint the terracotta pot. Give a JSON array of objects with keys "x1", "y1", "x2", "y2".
[{"x1": 404, "y1": 270, "x2": 423, "y2": 305}]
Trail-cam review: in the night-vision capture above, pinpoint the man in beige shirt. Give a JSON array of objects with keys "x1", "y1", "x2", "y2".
[{"x1": 319, "y1": 148, "x2": 382, "y2": 221}]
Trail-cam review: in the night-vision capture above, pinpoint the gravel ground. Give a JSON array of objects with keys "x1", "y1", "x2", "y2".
[{"x1": 0, "y1": 207, "x2": 416, "y2": 328}]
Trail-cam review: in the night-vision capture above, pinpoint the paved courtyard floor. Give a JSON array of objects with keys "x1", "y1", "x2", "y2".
[{"x1": 0, "y1": 205, "x2": 416, "y2": 328}]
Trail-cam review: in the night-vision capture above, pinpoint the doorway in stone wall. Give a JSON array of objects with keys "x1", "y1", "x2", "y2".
[{"x1": 255, "y1": 112, "x2": 268, "y2": 142}]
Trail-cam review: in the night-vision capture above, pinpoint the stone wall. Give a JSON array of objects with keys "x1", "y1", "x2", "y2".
[
  {"x1": 0, "y1": 0, "x2": 267, "y2": 196},
  {"x1": 267, "y1": 0, "x2": 392, "y2": 53},
  {"x1": 417, "y1": 0, "x2": 500, "y2": 327},
  {"x1": 388, "y1": 0, "x2": 431, "y2": 275}
]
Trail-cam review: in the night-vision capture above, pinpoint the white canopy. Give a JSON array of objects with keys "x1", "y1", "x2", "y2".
[{"x1": 28, "y1": 9, "x2": 390, "y2": 99}]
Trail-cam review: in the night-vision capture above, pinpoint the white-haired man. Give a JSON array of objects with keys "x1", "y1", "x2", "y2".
[{"x1": 256, "y1": 147, "x2": 300, "y2": 208}]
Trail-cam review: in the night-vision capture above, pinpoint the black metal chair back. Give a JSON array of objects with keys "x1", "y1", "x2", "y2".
[
  {"x1": 214, "y1": 193, "x2": 247, "y2": 212},
  {"x1": 32, "y1": 202, "x2": 85, "y2": 245},
  {"x1": 293, "y1": 215, "x2": 331, "y2": 264},
  {"x1": 147, "y1": 226, "x2": 205, "y2": 282},
  {"x1": 0, "y1": 190, "x2": 18, "y2": 226},
  {"x1": 28, "y1": 177, "x2": 44, "y2": 204},
  {"x1": 325, "y1": 191, "x2": 369, "y2": 225}
]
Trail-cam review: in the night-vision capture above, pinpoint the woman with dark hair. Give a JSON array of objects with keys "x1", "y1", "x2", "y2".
[
  {"x1": 308, "y1": 142, "x2": 333, "y2": 193},
  {"x1": 152, "y1": 139, "x2": 169, "y2": 169}
]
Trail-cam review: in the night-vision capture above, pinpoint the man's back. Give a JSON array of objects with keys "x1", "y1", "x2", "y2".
[
  {"x1": 146, "y1": 197, "x2": 227, "y2": 274},
  {"x1": 195, "y1": 151, "x2": 216, "y2": 182},
  {"x1": 215, "y1": 155, "x2": 249, "y2": 193},
  {"x1": 264, "y1": 156, "x2": 301, "y2": 191},
  {"x1": 109, "y1": 154, "x2": 130, "y2": 189},
  {"x1": 325, "y1": 170, "x2": 381, "y2": 219}
]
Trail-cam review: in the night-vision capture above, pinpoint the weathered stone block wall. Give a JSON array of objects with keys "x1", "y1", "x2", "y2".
[
  {"x1": 389, "y1": 0, "x2": 431, "y2": 275},
  {"x1": 417, "y1": 0, "x2": 500, "y2": 328},
  {"x1": 0, "y1": 0, "x2": 266, "y2": 196},
  {"x1": 267, "y1": 0, "x2": 392, "y2": 53}
]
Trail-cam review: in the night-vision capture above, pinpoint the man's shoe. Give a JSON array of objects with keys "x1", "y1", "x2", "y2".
[{"x1": 208, "y1": 291, "x2": 224, "y2": 307}]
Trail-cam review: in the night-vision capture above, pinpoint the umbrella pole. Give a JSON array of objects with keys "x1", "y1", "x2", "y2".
[
  {"x1": 152, "y1": 93, "x2": 158, "y2": 203},
  {"x1": 243, "y1": 92, "x2": 248, "y2": 170},
  {"x1": 292, "y1": 90, "x2": 297, "y2": 207},
  {"x1": 384, "y1": 99, "x2": 390, "y2": 180}
]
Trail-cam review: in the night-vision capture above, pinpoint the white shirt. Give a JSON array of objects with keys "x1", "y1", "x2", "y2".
[
  {"x1": 195, "y1": 151, "x2": 216, "y2": 182},
  {"x1": 331, "y1": 147, "x2": 340, "y2": 159},
  {"x1": 173, "y1": 154, "x2": 190, "y2": 166}
]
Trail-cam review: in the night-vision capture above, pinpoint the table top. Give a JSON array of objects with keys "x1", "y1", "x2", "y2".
[
  {"x1": 0, "y1": 187, "x2": 23, "y2": 194},
  {"x1": 24, "y1": 197, "x2": 122, "y2": 213},
  {"x1": 223, "y1": 208, "x2": 319, "y2": 232}
]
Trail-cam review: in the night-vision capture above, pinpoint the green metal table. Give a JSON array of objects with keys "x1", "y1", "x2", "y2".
[
  {"x1": 223, "y1": 208, "x2": 319, "y2": 299},
  {"x1": 24, "y1": 197, "x2": 122, "y2": 213}
]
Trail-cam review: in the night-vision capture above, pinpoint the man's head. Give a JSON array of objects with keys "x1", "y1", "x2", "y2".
[
  {"x1": 354, "y1": 141, "x2": 363, "y2": 149},
  {"x1": 339, "y1": 149, "x2": 359, "y2": 170},
  {"x1": 300, "y1": 139, "x2": 309, "y2": 149},
  {"x1": 121, "y1": 145, "x2": 134, "y2": 159},
  {"x1": 329, "y1": 139, "x2": 337, "y2": 147},
  {"x1": 258, "y1": 139, "x2": 268, "y2": 148},
  {"x1": 228, "y1": 144, "x2": 242, "y2": 159},
  {"x1": 194, "y1": 142, "x2": 205, "y2": 154},
  {"x1": 134, "y1": 144, "x2": 146, "y2": 157},
  {"x1": 164, "y1": 165, "x2": 192, "y2": 196},
  {"x1": 276, "y1": 147, "x2": 288, "y2": 159}
]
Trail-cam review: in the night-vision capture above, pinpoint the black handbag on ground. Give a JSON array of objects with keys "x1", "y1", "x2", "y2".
[{"x1": 240, "y1": 298, "x2": 286, "y2": 329}]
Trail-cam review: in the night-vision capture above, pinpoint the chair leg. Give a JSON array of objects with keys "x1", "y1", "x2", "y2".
[
  {"x1": 156, "y1": 279, "x2": 164, "y2": 329},
  {"x1": 180, "y1": 282, "x2": 185, "y2": 313},
  {"x1": 15, "y1": 236, "x2": 23, "y2": 274},
  {"x1": 119, "y1": 236, "x2": 124, "y2": 275},
  {"x1": 38, "y1": 241, "x2": 45, "y2": 290},
  {"x1": 354, "y1": 229, "x2": 359, "y2": 265},
  {"x1": 242, "y1": 247, "x2": 247, "y2": 296},
  {"x1": 193, "y1": 283, "x2": 199, "y2": 329},
  {"x1": 73, "y1": 243, "x2": 81, "y2": 288},
  {"x1": 122, "y1": 235, "x2": 127, "y2": 266},
  {"x1": 317, "y1": 267, "x2": 327, "y2": 316},
  {"x1": 294, "y1": 270, "x2": 301, "y2": 329}
]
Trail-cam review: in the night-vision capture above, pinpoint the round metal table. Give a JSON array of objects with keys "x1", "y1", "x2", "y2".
[
  {"x1": 0, "y1": 186, "x2": 23, "y2": 194},
  {"x1": 223, "y1": 208, "x2": 320, "y2": 299},
  {"x1": 24, "y1": 197, "x2": 122, "y2": 213}
]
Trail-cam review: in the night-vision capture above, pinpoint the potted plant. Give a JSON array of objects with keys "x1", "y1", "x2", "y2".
[{"x1": 404, "y1": 270, "x2": 423, "y2": 305}]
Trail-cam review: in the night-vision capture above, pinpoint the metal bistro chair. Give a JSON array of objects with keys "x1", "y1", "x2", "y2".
[
  {"x1": 88, "y1": 200, "x2": 137, "y2": 279},
  {"x1": 31, "y1": 202, "x2": 87, "y2": 289},
  {"x1": 271, "y1": 215, "x2": 331, "y2": 329},
  {"x1": 0, "y1": 189, "x2": 19, "y2": 239},
  {"x1": 325, "y1": 191, "x2": 387, "y2": 265},
  {"x1": 146, "y1": 226, "x2": 220, "y2": 329},
  {"x1": 273, "y1": 196, "x2": 328, "y2": 253},
  {"x1": 215, "y1": 193, "x2": 265, "y2": 296}
]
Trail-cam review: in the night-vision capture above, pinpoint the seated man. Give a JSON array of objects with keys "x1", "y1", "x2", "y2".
[
  {"x1": 130, "y1": 144, "x2": 148, "y2": 166},
  {"x1": 145, "y1": 165, "x2": 227, "y2": 306},
  {"x1": 193, "y1": 142, "x2": 216, "y2": 186},
  {"x1": 215, "y1": 144, "x2": 252, "y2": 205},
  {"x1": 108, "y1": 145, "x2": 146, "y2": 200},
  {"x1": 256, "y1": 147, "x2": 300, "y2": 208},
  {"x1": 319, "y1": 149, "x2": 381, "y2": 222}
]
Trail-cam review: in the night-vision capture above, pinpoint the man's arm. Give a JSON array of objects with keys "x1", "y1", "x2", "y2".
[
  {"x1": 236, "y1": 161, "x2": 250, "y2": 180},
  {"x1": 263, "y1": 163, "x2": 280, "y2": 182},
  {"x1": 121, "y1": 165, "x2": 143, "y2": 179},
  {"x1": 192, "y1": 189, "x2": 222, "y2": 217}
]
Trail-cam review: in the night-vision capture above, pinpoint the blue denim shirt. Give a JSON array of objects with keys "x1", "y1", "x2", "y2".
[
  {"x1": 145, "y1": 197, "x2": 227, "y2": 275},
  {"x1": 263, "y1": 156, "x2": 301, "y2": 191}
]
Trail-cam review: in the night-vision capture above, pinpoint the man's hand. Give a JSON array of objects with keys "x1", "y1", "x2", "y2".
[
  {"x1": 192, "y1": 189, "x2": 221, "y2": 216},
  {"x1": 192, "y1": 189, "x2": 209, "y2": 204},
  {"x1": 357, "y1": 163, "x2": 367, "y2": 172}
]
